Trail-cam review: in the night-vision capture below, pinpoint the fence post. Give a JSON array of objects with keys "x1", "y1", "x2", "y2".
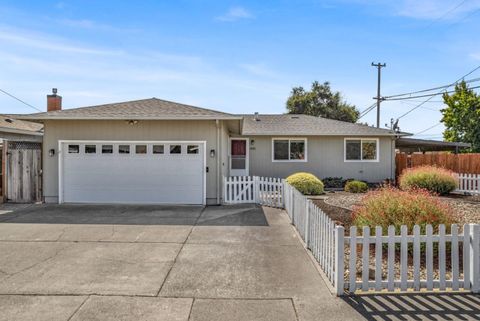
[
  {"x1": 305, "y1": 200, "x2": 310, "y2": 246},
  {"x1": 335, "y1": 225, "x2": 345, "y2": 296},
  {"x1": 470, "y1": 224, "x2": 480, "y2": 293}
]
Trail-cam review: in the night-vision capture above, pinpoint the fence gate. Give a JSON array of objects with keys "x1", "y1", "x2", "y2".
[{"x1": 6, "y1": 142, "x2": 42, "y2": 203}]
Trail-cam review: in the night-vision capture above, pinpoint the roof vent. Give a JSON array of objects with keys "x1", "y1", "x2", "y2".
[
  {"x1": 291, "y1": 116, "x2": 300, "y2": 119},
  {"x1": 253, "y1": 112, "x2": 259, "y2": 121},
  {"x1": 5, "y1": 118, "x2": 13, "y2": 123}
]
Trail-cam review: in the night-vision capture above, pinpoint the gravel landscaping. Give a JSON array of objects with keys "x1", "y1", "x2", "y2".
[
  {"x1": 312, "y1": 191, "x2": 479, "y2": 284},
  {"x1": 322, "y1": 191, "x2": 480, "y2": 227}
]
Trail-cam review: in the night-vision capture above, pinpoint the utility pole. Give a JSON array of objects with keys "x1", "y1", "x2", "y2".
[{"x1": 371, "y1": 62, "x2": 386, "y2": 128}]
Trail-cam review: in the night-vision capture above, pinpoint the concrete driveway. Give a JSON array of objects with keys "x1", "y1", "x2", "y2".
[{"x1": 0, "y1": 203, "x2": 362, "y2": 320}]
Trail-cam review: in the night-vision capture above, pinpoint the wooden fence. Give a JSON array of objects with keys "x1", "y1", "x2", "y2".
[
  {"x1": 223, "y1": 176, "x2": 284, "y2": 207},
  {"x1": 396, "y1": 153, "x2": 480, "y2": 177}
]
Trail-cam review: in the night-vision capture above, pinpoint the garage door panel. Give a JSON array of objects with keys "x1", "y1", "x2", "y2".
[{"x1": 61, "y1": 142, "x2": 205, "y2": 204}]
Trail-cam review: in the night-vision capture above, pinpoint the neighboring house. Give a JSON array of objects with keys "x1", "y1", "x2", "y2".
[
  {"x1": 18, "y1": 93, "x2": 408, "y2": 205},
  {"x1": 0, "y1": 115, "x2": 43, "y2": 142},
  {"x1": 0, "y1": 115, "x2": 43, "y2": 202}
]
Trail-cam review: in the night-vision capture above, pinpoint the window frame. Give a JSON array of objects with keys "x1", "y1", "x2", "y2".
[
  {"x1": 271, "y1": 138, "x2": 308, "y2": 162},
  {"x1": 344, "y1": 138, "x2": 380, "y2": 163}
]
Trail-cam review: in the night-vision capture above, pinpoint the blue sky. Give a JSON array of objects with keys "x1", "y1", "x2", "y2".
[{"x1": 0, "y1": 0, "x2": 479, "y2": 138}]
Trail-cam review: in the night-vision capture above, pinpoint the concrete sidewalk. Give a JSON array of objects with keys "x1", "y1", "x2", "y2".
[{"x1": 0, "y1": 204, "x2": 363, "y2": 320}]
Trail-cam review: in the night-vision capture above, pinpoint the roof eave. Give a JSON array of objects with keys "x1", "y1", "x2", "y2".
[
  {"x1": 0, "y1": 127, "x2": 44, "y2": 136},
  {"x1": 15, "y1": 116, "x2": 243, "y2": 121}
]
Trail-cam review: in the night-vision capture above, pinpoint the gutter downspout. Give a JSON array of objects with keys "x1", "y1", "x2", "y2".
[{"x1": 216, "y1": 119, "x2": 221, "y2": 204}]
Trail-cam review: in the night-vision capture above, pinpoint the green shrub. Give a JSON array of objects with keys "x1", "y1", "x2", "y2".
[
  {"x1": 399, "y1": 166, "x2": 458, "y2": 195},
  {"x1": 352, "y1": 187, "x2": 455, "y2": 234},
  {"x1": 286, "y1": 172, "x2": 324, "y2": 195},
  {"x1": 322, "y1": 177, "x2": 344, "y2": 189},
  {"x1": 345, "y1": 180, "x2": 368, "y2": 193}
]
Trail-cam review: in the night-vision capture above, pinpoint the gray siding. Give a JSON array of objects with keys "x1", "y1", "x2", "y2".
[
  {"x1": 43, "y1": 119, "x2": 227, "y2": 204},
  {"x1": 248, "y1": 136, "x2": 395, "y2": 182}
]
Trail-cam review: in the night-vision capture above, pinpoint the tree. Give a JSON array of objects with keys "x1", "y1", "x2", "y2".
[
  {"x1": 441, "y1": 81, "x2": 480, "y2": 152},
  {"x1": 286, "y1": 81, "x2": 360, "y2": 123}
]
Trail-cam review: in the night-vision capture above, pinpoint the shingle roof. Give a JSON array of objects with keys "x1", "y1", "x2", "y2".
[
  {"x1": 242, "y1": 114, "x2": 410, "y2": 136},
  {"x1": 0, "y1": 115, "x2": 43, "y2": 135},
  {"x1": 16, "y1": 98, "x2": 241, "y2": 121}
]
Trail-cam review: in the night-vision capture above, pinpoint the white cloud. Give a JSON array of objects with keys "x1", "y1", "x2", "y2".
[
  {"x1": 396, "y1": 0, "x2": 480, "y2": 20},
  {"x1": 239, "y1": 63, "x2": 277, "y2": 78},
  {"x1": 470, "y1": 53, "x2": 480, "y2": 60},
  {"x1": 0, "y1": 28, "x2": 123, "y2": 55},
  {"x1": 58, "y1": 18, "x2": 140, "y2": 33},
  {"x1": 216, "y1": 6, "x2": 254, "y2": 22}
]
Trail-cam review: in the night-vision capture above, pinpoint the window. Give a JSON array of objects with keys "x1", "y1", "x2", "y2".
[
  {"x1": 85, "y1": 145, "x2": 96, "y2": 154},
  {"x1": 118, "y1": 145, "x2": 130, "y2": 154},
  {"x1": 68, "y1": 144, "x2": 79, "y2": 153},
  {"x1": 170, "y1": 145, "x2": 182, "y2": 154},
  {"x1": 345, "y1": 138, "x2": 378, "y2": 161},
  {"x1": 135, "y1": 145, "x2": 147, "y2": 154},
  {"x1": 272, "y1": 139, "x2": 306, "y2": 161},
  {"x1": 102, "y1": 145, "x2": 113, "y2": 154},
  {"x1": 153, "y1": 145, "x2": 164, "y2": 154},
  {"x1": 187, "y1": 145, "x2": 199, "y2": 154}
]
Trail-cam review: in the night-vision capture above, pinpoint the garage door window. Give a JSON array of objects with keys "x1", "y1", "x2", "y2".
[
  {"x1": 135, "y1": 145, "x2": 147, "y2": 154},
  {"x1": 187, "y1": 145, "x2": 199, "y2": 154},
  {"x1": 85, "y1": 145, "x2": 96, "y2": 154},
  {"x1": 170, "y1": 145, "x2": 182, "y2": 154},
  {"x1": 102, "y1": 145, "x2": 113, "y2": 154},
  {"x1": 118, "y1": 145, "x2": 130, "y2": 154},
  {"x1": 153, "y1": 145, "x2": 164, "y2": 154},
  {"x1": 68, "y1": 145, "x2": 79, "y2": 153}
]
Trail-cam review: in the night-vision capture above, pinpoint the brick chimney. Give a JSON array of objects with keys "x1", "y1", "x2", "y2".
[{"x1": 47, "y1": 88, "x2": 62, "y2": 112}]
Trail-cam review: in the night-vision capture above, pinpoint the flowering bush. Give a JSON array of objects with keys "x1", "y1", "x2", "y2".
[
  {"x1": 286, "y1": 172, "x2": 324, "y2": 195},
  {"x1": 345, "y1": 180, "x2": 368, "y2": 193},
  {"x1": 352, "y1": 187, "x2": 455, "y2": 233},
  {"x1": 399, "y1": 166, "x2": 458, "y2": 195}
]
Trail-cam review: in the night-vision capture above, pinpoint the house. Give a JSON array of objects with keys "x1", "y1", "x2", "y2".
[{"x1": 17, "y1": 91, "x2": 408, "y2": 205}]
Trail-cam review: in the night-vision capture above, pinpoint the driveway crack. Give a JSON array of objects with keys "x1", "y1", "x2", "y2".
[
  {"x1": 155, "y1": 206, "x2": 206, "y2": 296},
  {"x1": 1, "y1": 243, "x2": 72, "y2": 280}
]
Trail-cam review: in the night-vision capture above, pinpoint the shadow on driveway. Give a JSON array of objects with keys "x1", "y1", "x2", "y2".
[
  {"x1": 342, "y1": 292, "x2": 480, "y2": 320},
  {"x1": 0, "y1": 203, "x2": 268, "y2": 226}
]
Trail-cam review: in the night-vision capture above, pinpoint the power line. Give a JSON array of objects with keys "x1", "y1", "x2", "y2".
[
  {"x1": 414, "y1": 123, "x2": 442, "y2": 135},
  {"x1": 358, "y1": 102, "x2": 377, "y2": 120},
  {"x1": 425, "y1": 0, "x2": 469, "y2": 28},
  {"x1": 385, "y1": 84, "x2": 480, "y2": 101},
  {"x1": 395, "y1": 64, "x2": 480, "y2": 120},
  {"x1": 0, "y1": 88, "x2": 42, "y2": 112},
  {"x1": 384, "y1": 77, "x2": 480, "y2": 99}
]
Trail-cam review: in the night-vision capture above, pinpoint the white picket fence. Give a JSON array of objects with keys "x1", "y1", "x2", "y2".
[
  {"x1": 223, "y1": 176, "x2": 284, "y2": 207},
  {"x1": 223, "y1": 176, "x2": 480, "y2": 296},
  {"x1": 457, "y1": 173, "x2": 480, "y2": 194},
  {"x1": 339, "y1": 224, "x2": 480, "y2": 295},
  {"x1": 284, "y1": 183, "x2": 338, "y2": 286}
]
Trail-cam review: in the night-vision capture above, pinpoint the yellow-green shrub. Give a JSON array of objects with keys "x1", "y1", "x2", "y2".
[
  {"x1": 399, "y1": 166, "x2": 458, "y2": 195},
  {"x1": 345, "y1": 180, "x2": 368, "y2": 193},
  {"x1": 286, "y1": 172, "x2": 324, "y2": 195},
  {"x1": 352, "y1": 187, "x2": 455, "y2": 233}
]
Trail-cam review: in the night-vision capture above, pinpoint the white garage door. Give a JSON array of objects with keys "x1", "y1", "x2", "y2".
[{"x1": 60, "y1": 141, "x2": 205, "y2": 204}]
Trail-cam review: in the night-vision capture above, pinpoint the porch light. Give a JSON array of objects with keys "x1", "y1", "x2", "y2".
[
  {"x1": 210, "y1": 149, "x2": 215, "y2": 158},
  {"x1": 49, "y1": 149, "x2": 55, "y2": 157},
  {"x1": 126, "y1": 120, "x2": 139, "y2": 125}
]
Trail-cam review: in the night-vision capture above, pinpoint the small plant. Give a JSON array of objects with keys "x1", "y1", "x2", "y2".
[
  {"x1": 286, "y1": 172, "x2": 324, "y2": 195},
  {"x1": 399, "y1": 166, "x2": 458, "y2": 195},
  {"x1": 345, "y1": 180, "x2": 368, "y2": 193},
  {"x1": 322, "y1": 177, "x2": 344, "y2": 189},
  {"x1": 352, "y1": 187, "x2": 455, "y2": 234}
]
